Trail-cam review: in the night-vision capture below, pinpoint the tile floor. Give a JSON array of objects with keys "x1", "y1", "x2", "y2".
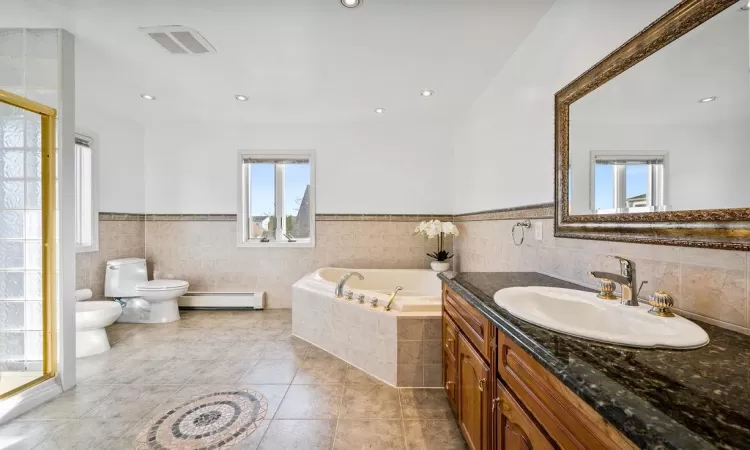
[{"x1": 0, "y1": 310, "x2": 467, "y2": 449}]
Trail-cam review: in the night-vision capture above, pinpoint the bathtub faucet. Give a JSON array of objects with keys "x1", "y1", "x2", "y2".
[
  {"x1": 384, "y1": 286, "x2": 403, "y2": 312},
  {"x1": 335, "y1": 271, "x2": 364, "y2": 298}
]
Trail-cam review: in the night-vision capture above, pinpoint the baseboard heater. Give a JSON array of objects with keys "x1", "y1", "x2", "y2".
[{"x1": 178, "y1": 292, "x2": 265, "y2": 310}]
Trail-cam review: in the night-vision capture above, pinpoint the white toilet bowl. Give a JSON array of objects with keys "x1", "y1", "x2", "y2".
[
  {"x1": 76, "y1": 301, "x2": 122, "y2": 358},
  {"x1": 117, "y1": 280, "x2": 189, "y2": 324},
  {"x1": 105, "y1": 258, "x2": 189, "y2": 324}
]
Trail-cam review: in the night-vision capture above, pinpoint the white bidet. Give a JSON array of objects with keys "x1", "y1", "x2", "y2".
[{"x1": 76, "y1": 301, "x2": 122, "y2": 358}]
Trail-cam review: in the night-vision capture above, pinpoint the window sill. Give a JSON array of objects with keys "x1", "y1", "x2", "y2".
[
  {"x1": 237, "y1": 240, "x2": 315, "y2": 249},
  {"x1": 76, "y1": 244, "x2": 99, "y2": 254}
]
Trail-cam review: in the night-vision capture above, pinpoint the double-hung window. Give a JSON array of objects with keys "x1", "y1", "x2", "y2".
[
  {"x1": 237, "y1": 151, "x2": 315, "y2": 247},
  {"x1": 591, "y1": 152, "x2": 667, "y2": 213},
  {"x1": 74, "y1": 135, "x2": 98, "y2": 252}
]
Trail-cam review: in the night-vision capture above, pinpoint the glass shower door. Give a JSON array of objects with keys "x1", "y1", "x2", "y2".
[{"x1": 0, "y1": 89, "x2": 56, "y2": 399}]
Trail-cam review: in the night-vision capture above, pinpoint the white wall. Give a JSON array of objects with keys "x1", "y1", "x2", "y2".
[
  {"x1": 452, "y1": 0, "x2": 679, "y2": 214},
  {"x1": 144, "y1": 121, "x2": 454, "y2": 214},
  {"x1": 75, "y1": 108, "x2": 145, "y2": 213}
]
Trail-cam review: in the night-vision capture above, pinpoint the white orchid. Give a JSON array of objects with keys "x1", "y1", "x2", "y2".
[{"x1": 414, "y1": 220, "x2": 459, "y2": 261}]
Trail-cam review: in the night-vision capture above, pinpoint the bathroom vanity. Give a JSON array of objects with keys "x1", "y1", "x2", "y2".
[{"x1": 440, "y1": 272, "x2": 750, "y2": 450}]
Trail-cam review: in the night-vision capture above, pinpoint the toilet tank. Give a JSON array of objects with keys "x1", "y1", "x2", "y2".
[{"x1": 105, "y1": 257, "x2": 148, "y2": 298}]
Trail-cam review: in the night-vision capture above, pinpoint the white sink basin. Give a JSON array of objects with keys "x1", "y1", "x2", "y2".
[{"x1": 493, "y1": 286, "x2": 709, "y2": 349}]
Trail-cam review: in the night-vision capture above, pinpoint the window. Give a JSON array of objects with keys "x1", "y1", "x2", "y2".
[
  {"x1": 75, "y1": 135, "x2": 98, "y2": 252},
  {"x1": 237, "y1": 151, "x2": 315, "y2": 247},
  {"x1": 591, "y1": 153, "x2": 667, "y2": 213}
]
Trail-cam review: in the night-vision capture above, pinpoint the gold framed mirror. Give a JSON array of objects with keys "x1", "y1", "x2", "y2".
[{"x1": 554, "y1": 0, "x2": 750, "y2": 250}]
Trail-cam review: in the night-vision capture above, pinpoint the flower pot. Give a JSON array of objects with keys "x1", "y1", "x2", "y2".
[{"x1": 431, "y1": 261, "x2": 450, "y2": 272}]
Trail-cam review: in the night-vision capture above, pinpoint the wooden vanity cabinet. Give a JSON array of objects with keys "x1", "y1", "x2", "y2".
[
  {"x1": 457, "y1": 333, "x2": 491, "y2": 450},
  {"x1": 442, "y1": 285, "x2": 636, "y2": 450},
  {"x1": 496, "y1": 381, "x2": 554, "y2": 450}
]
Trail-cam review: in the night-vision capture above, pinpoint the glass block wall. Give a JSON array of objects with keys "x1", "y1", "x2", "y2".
[{"x1": 0, "y1": 29, "x2": 59, "y2": 375}]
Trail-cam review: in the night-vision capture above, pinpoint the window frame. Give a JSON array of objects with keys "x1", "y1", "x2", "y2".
[
  {"x1": 236, "y1": 150, "x2": 316, "y2": 248},
  {"x1": 74, "y1": 134, "x2": 99, "y2": 253},
  {"x1": 589, "y1": 151, "x2": 668, "y2": 214}
]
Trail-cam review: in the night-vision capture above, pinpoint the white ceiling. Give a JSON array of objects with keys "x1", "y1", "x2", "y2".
[{"x1": 2, "y1": 0, "x2": 555, "y2": 125}]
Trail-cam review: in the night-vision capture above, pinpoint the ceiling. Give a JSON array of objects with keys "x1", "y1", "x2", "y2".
[{"x1": 1, "y1": 0, "x2": 555, "y2": 125}]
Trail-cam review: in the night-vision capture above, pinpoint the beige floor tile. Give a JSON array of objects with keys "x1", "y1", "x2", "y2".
[
  {"x1": 240, "y1": 359, "x2": 299, "y2": 384},
  {"x1": 174, "y1": 341, "x2": 228, "y2": 360},
  {"x1": 238, "y1": 384, "x2": 291, "y2": 418},
  {"x1": 340, "y1": 384, "x2": 402, "y2": 419},
  {"x1": 275, "y1": 384, "x2": 343, "y2": 419},
  {"x1": 400, "y1": 389, "x2": 454, "y2": 419},
  {"x1": 0, "y1": 420, "x2": 67, "y2": 449},
  {"x1": 134, "y1": 359, "x2": 209, "y2": 385},
  {"x1": 33, "y1": 419, "x2": 134, "y2": 450},
  {"x1": 215, "y1": 341, "x2": 269, "y2": 361},
  {"x1": 257, "y1": 419, "x2": 336, "y2": 450},
  {"x1": 345, "y1": 366, "x2": 389, "y2": 385},
  {"x1": 78, "y1": 359, "x2": 163, "y2": 385},
  {"x1": 334, "y1": 419, "x2": 406, "y2": 450},
  {"x1": 18, "y1": 385, "x2": 119, "y2": 420},
  {"x1": 228, "y1": 419, "x2": 271, "y2": 449},
  {"x1": 403, "y1": 419, "x2": 467, "y2": 450},
  {"x1": 292, "y1": 357, "x2": 349, "y2": 385},
  {"x1": 83, "y1": 385, "x2": 179, "y2": 420},
  {"x1": 186, "y1": 359, "x2": 258, "y2": 384},
  {"x1": 126, "y1": 341, "x2": 184, "y2": 360},
  {"x1": 260, "y1": 340, "x2": 311, "y2": 360}
]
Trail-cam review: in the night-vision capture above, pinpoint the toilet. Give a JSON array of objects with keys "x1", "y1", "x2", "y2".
[
  {"x1": 76, "y1": 297, "x2": 122, "y2": 358},
  {"x1": 105, "y1": 257, "x2": 189, "y2": 324}
]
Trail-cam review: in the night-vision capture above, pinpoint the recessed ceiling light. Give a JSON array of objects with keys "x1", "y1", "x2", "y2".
[
  {"x1": 341, "y1": 0, "x2": 361, "y2": 8},
  {"x1": 235, "y1": 95, "x2": 249, "y2": 101},
  {"x1": 140, "y1": 94, "x2": 156, "y2": 100},
  {"x1": 421, "y1": 90, "x2": 435, "y2": 97},
  {"x1": 374, "y1": 108, "x2": 386, "y2": 114},
  {"x1": 698, "y1": 96, "x2": 718, "y2": 103}
]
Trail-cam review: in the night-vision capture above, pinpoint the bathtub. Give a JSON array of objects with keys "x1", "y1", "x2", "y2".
[
  {"x1": 297, "y1": 267, "x2": 442, "y2": 312},
  {"x1": 292, "y1": 267, "x2": 443, "y2": 387}
]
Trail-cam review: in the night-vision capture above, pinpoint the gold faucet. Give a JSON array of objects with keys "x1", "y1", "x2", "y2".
[{"x1": 384, "y1": 286, "x2": 403, "y2": 311}]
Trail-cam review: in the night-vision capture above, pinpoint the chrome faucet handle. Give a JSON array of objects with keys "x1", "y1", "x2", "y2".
[
  {"x1": 357, "y1": 294, "x2": 366, "y2": 304},
  {"x1": 345, "y1": 290, "x2": 354, "y2": 300},
  {"x1": 370, "y1": 297, "x2": 379, "y2": 308},
  {"x1": 607, "y1": 255, "x2": 635, "y2": 274},
  {"x1": 637, "y1": 281, "x2": 648, "y2": 297}
]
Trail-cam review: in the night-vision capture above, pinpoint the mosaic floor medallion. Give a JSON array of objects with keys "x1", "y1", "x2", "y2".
[{"x1": 136, "y1": 389, "x2": 267, "y2": 449}]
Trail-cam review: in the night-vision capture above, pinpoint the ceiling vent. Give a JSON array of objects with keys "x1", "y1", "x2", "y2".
[{"x1": 139, "y1": 25, "x2": 216, "y2": 54}]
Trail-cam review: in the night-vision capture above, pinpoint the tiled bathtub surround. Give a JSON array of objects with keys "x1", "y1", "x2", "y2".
[
  {"x1": 76, "y1": 218, "x2": 145, "y2": 298},
  {"x1": 454, "y1": 216, "x2": 750, "y2": 334},
  {"x1": 145, "y1": 220, "x2": 451, "y2": 309},
  {"x1": 292, "y1": 288, "x2": 441, "y2": 387}
]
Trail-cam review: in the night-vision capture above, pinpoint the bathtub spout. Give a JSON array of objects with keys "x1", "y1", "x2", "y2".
[
  {"x1": 335, "y1": 271, "x2": 364, "y2": 298},
  {"x1": 384, "y1": 286, "x2": 403, "y2": 312}
]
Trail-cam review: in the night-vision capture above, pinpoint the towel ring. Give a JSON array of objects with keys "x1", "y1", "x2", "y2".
[{"x1": 511, "y1": 220, "x2": 531, "y2": 246}]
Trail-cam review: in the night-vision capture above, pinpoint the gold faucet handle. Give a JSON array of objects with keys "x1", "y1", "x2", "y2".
[
  {"x1": 596, "y1": 278, "x2": 617, "y2": 300},
  {"x1": 647, "y1": 291, "x2": 675, "y2": 317}
]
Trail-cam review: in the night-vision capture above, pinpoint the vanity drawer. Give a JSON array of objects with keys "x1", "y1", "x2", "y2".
[
  {"x1": 497, "y1": 333, "x2": 636, "y2": 450},
  {"x1": 444, "y1": 288, "x2": 493, "y2": 360}
]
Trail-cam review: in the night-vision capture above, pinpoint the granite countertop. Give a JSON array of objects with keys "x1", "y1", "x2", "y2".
[{"x1": 438, "y1": 271, "x2": 750, "y2": 450}]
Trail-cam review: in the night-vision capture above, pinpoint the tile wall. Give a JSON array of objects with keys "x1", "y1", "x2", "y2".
[
  {"x1": 455, "y1": 217, "x2": 750, "y2": 335},
  {"x1": 77, "y1": 217, "x2": 450, "y2": 309},
  {"x1": 75, "y1": 219, "x2": 145, "y2": 298}
]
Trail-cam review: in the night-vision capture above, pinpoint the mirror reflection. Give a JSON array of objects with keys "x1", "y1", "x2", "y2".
[{"x1": 568, "y1": 5, "x2": 750, "y2": 215}]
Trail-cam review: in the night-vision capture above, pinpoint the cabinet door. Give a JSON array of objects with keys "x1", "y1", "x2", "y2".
[
  {"x1": 496, "y1": 381, "x2": 554, "y2": 450},
  {"x1": 458, "y1": 333, "x2": 490, "y2": 450},
  {"x1": 444, "y1": 350, "x2": 458, "y2": 412}
]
